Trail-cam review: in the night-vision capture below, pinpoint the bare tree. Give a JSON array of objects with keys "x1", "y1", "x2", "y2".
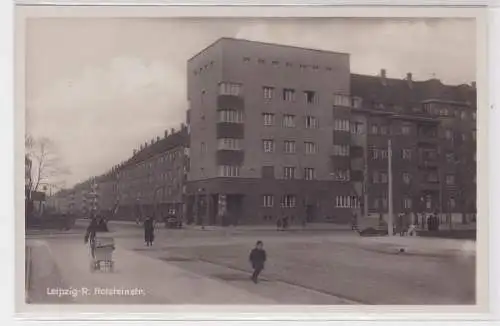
[{"x1": 25, "y1": 134, "x2": 70, "y2": 193}]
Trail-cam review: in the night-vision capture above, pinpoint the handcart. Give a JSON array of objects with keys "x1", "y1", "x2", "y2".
[{"x1": 90, "y1": 236, "x2": 115, "y2": 272}]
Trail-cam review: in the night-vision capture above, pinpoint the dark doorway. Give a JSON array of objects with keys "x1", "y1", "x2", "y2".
[{"x1": 306, "y1": 204, "x2": 316, "y2": 223}]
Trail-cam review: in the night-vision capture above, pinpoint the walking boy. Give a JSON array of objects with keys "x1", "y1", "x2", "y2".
[{"x1": 249, "y1": 240, "x2": 267, "y2": 284}]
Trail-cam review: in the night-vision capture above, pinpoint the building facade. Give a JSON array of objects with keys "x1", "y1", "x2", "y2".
[
  {"x1": 185, "y1": 38, "x2": 476, "y2": 226},
  {"x1": 350, "y1": 72, "x2": 476, "y2": 225},
  {"x1": 186, "y1": 38, "x2": 357, "y2": 225},
  {"x1": 113, "y1": 126, "x2": 189, "y2": 220}
]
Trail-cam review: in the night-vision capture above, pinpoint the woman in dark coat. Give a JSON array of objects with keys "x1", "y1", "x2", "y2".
[{"x1": 144, "y1": 217, "x2": 155, "y2": 246}]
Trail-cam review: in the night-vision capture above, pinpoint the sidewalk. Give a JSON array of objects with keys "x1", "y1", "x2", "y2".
[
  {"x1": 329, "y1": 234, "x2": 476, "y2": 258},
  {"x1": 29, "y1": 237, "x2": 277, "y2": 304}
]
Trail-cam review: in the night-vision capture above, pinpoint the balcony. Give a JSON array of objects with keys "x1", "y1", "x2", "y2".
[
  {"x1": 418, "y1": 159, "x2": 439, "y2": 169},
  {"x1": 420, "y1": 181, "x2": 440, "y2": 191}
]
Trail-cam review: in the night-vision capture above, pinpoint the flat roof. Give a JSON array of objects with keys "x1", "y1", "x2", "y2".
[{"x1": 188, "y1": 37, "x2": 350, "y2": 63}]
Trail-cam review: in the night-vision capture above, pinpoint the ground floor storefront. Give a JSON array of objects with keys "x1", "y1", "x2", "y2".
[{"x1": 184, "y1": 178, "x2": 357, "y2": 226}]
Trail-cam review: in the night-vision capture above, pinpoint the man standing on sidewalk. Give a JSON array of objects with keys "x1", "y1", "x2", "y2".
[{"x1": 249, "y1": 241, "x2": 267, "y2": 284}]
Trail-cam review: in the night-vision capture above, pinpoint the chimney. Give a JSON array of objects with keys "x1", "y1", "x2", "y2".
[
  {"x1": 157, "y1": 136, "x2": 160, "y2": 142},
  {"x1": 406, "y1": 72, "x2": 413, "y2": 88},
  {"x1": 380, "y1": 69, "x2": 387, "y2": 85},
  {"x1": 133, "y1": 149, "x2": 137, "y2": 155},
  {"x1": 150, "y1": 139, "x2": 154, "y2": 145},
  {"x1": 139, "y1": 144, "x2": 143, "y2": 150},
  {"x1": 471, "y1": 81, "x2": 476, "y2": 88},
  {"x1": 170, "y1": 128, "x2": 175, "y2": 134},
  {"x1": 164, "y1": 130, "x2": 169, "y2": 138}
]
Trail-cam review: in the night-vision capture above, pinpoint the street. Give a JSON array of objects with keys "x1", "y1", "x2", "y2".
[{"x1": 25, "y1": 221, "x2": 476, "y2": 305}]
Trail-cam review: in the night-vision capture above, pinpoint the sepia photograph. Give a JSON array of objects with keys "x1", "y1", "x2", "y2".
[{"x1": 18, "y1": 6, "x2": 486, "y2": 312}]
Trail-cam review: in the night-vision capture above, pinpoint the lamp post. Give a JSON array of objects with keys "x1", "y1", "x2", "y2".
[{"x1": 387, "y1": 139, "x2": 394, "y2": 236}]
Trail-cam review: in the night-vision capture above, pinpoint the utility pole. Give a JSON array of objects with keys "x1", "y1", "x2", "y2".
[{"x1": 387, "y1": 139, "x2": 394, "y2": 236}]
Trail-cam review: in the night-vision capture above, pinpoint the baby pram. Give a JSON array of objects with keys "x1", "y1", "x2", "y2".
[{"x1": 89, "y1": 236, "x2": 115, "y2": 272}]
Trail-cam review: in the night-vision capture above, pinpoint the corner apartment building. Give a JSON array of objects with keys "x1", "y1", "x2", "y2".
[
  {"x1": 186, "y1": 38, "x2": 355, "y2": 225},
  {"x1": 185, "y1": 38, "x2": 477, "y2": 226}
]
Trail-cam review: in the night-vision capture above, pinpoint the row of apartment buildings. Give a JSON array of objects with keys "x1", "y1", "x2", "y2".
[{"x1": 49, "y1": 38, "x2": 477, "y2": 226}]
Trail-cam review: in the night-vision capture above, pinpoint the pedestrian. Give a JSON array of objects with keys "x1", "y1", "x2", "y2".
[
  {"x1": 351, "y1": 212, "x2": 358, "y2": 231},
  {"x1": 283, "y1": 216, "x2": 289, "y2": 230},
  {"x1": 276, "y1": 217, "x2": 282, "y2": 231},
  {"x1": 84, "y1": 217, "x2": 100, "y2": 258},
  {"x1": 144, "y1": 216, "x2": 155, "y2": 246},
  {"x1": 249, "y1": 240, "x2": 267, "y2": 284}
]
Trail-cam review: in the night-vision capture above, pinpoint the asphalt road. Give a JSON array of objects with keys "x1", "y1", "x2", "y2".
[{"x1": 26, "y1": 222, "x2": 476, "y2": 305}]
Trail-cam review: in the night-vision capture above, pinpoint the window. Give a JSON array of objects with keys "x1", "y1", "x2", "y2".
[
  {"x1": 286, "y1": 62, "x2": 293, "y2": 67},
  {"x1": 335, "y1": 196, "x2": 353, "y2": 208},
  {"x1": 445, "y1": 129, "x2": 453, "y2": 140},
  {"x1": 350, "y1": 122, "x2": 364, "y2": 134},
  {"x1": 281, "y1": 195, "x2": 296, "y2": 208},
  {"x1": 219, "y1": 82, "x2": 242, "y2": 96},
  {"x1": 446, "y1": 174, "x2": 456, "y2": 185},
  {"x1": 272, "y1": 60, "x2": 280, "y2": 66},
  {"x1": 243, "y1": 57, "x2": 251, "y2": 62},
  {"x1": 382, "y1": 197, "x2": 388, "y2": 209},
  {"x1": 258, "y1": 58, "x2": 266, "y2": 64},
  {"x1": 282, "y1": 115, "x2": 296, "y2": 128},
  {"x1": 351, "y1": 97, "x2": 362, "y2": 108},
  {"x1": 304, "y1": 168, "x2": 315, "y2": 180},
  {"x1": 333, "y1": 94, "x2": 351, "y2": 107},
  {"x1": 218, "y1": 138, "x2": 241, "y2": 150},
  {"x1": 401, "y1": 125, "x2": 411, "y2": 135},
  {"x1": 312, "y1": 65, "x2": 319, "y2": 70},
  {"x1": 371, "y1": 125, "x2": 379, "y2": 135},
  {"x1": 446, "y1": 153, "x2": 456, "y2": 163},
  {"x1": 334, "y1": 119, "x2": 350, "y2": 132},
  {"x1": 461, "y1": 111, "x2": 467, "y2": 120},
  {"x1": 380, "y1": 172, "x2": 388, "y2": 184},
  {"x1": 449, "y1": 197, "x2": 456, "y2": 209},
  {"x1": 262, "y1": 195, "x2": 274, "y2": 207},
  {"x1": 305, "y1": 116, "x2": 319, "y2": 129},
  {"x1": 300, "y1": 64, "x2": 308, "y2": 70},
  {"x1": 402, "y1": 149, "x2": 412, "y2": 160},
  {"x1": 218, "y1": 109, "x2": 244, "y2": 123},
  {"x1": 263, "y1": 113, "x2": 275, "y2": 126},
  {"x1": 283, "y1": 88, "x2": 296, "y2": 102},
  {"x1": 305, "y1": 142, "x2": 317, "y2": 154},
  {"x1": 263, "y1": 86, "x2": 274, "y2": 100},
  {"x1": 371, "y1": 148, "x2": 388, "y2": 160},
  {"x1": 304, "y1": 91, "x2": 316, "y2": 104},
  {"x1": 403, "y1": 197, "x2": 412, "y2": 209},
  {"x1": 262, "y1": 139, "x2": 275, "y2": 153},
  {"x1": 403, "y1": 172, "x2": 411, "y2": 185},
  {"x1": 332, "y1": 169, "x2": 350, "y2": 182},
  {"x1": 380, "y1": 126, "x2": 389, "y2": 135},
  {"x1": 426, "y1": 172, "x2": 439, "y2": 183},
  {"x1": 218, "y1": 165, "x2": 240, "y2": 177},
  {"x1": 284, "y1": 141, "x2": 296, "y2": 154},
  {"x1": 333, "y1": 144, "x2": 349, "y2": 156},
  {"x1": 283, "y1": 167, "x2": 296, "y2": 179}
]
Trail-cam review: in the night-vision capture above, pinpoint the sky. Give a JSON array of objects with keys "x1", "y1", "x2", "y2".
[{"x1": 25, "y1": 17, "x2": 476, "y2": 187}]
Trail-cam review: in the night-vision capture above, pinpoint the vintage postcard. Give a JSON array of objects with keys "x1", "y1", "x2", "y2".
[{"x1": 15, "y1": 3, "x2": 489, "y2": 320}]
